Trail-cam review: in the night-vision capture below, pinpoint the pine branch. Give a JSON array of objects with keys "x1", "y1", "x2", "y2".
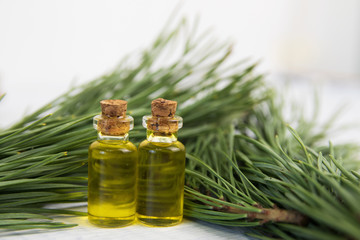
[
  {"x1": 0, "y1": 18, "x2": 359, "y2": 240},
  {"x1": 185, "y1": 98, "x2": 360, "y2": 239}
]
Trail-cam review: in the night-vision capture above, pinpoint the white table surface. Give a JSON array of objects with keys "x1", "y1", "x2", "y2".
[{"x1": 0, "y1": 204, "x2": 254, "y2": 240}]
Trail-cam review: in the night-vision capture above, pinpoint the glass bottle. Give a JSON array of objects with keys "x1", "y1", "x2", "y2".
[
  {"x1": 88, "y1": 100, "x2": 137, "y2": 227},
  {"x1": 137, "y1": 98, "x2": 186, "y2": 227}
]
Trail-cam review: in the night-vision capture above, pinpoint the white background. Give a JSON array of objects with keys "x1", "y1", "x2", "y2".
[{"x1": 0, "y1": 0, "x2": 360, "y2": 128}]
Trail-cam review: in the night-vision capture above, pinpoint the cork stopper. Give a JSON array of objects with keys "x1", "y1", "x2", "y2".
[
  {"x1": 100, "y1": 99, "x2": 127, "y2": 118},
  {"x1": 147, "y1": 98, "x2": 179, "y2": 133},
  {"x1": 96, "y1": 99, "x2": 132, "y2": 136},
  {"x1": 151, "y1": 98, "x2": 177, "y2": 117}
]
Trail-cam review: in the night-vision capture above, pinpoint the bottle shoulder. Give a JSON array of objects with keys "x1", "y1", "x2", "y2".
[
  {"x1": 89, "y1": 140, "x2": 137, "y2": 152},
  {"x1": 139, "y1": 139, "x2": 185, "y2": 152}
]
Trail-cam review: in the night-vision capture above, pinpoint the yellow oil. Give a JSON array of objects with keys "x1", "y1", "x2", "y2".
[
  {"x1": 88, "y1": 139, "x2": 137, "y2": 227},
  {"x1": 137, "y1": 139, "x2": 186, "y2": 227}
]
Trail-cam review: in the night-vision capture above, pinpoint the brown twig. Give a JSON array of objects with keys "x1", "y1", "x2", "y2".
[
  {"x1": 216, "y1": 204, "x2": 308, "y2": 226},
  {"x1": 186, "y1": 185, "x2": 308, "y2": 226}
]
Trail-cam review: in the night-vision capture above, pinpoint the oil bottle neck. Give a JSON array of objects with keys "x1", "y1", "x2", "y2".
[
  {"x1": 93, "y1": 114, "x2": 133, "y2": 142},
  {"x1": 142, "y1": 115, "x2": 182, "y2": 143}
]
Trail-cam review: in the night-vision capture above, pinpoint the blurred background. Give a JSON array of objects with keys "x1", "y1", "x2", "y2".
[{"x1": 0, "y1": 0, "x2": 359, "y2": 130}]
